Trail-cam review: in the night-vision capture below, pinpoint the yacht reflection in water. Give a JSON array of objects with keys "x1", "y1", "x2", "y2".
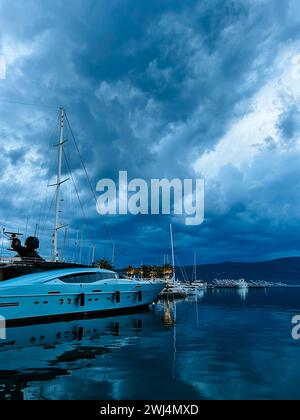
[
  {"x1": 236, "y1": 287, "x2": 249, "y2": 301},
  {"x1": 2, "y1": 288, "x2": 294, "y2": 401},
  {"x1": 0, "y1": 307, "x2": 167, "y2": 400}
]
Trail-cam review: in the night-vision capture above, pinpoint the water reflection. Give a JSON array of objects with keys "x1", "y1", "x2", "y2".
[
  {"x1": 236, "y1": 286, "x2": 249, "y2": 301},
  {"x1": 0, "y1": 308, "x2": 167, "y2": 400},
  {"x1": 1, "y1": 288, "x2": 300, "y2": 400}
]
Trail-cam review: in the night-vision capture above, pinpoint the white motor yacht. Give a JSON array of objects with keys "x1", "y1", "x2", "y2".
[{"x1": 0, "y1": 267, "x2": 165, "y2": 324}]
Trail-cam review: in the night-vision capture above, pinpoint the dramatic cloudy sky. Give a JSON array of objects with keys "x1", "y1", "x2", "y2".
[{"x1": 1, "y1": 0, "x2": 300, "y2": 267}]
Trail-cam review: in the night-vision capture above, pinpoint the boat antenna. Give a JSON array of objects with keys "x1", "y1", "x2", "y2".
[
  {"x1": 79, "y1": 230, "x2": 83, "y2": 264},
  {"x1": 34, "y1": 223, "x2": 38, "y2": 237},
  {"x1": 61, "y1": 227, "x2": 68, "y2": 261},
  {"x1": 112, "y1": 242, "x2": 115, "y2": 267},
  {"x1": 91, "y1": 244, "x2": 95, "y2": 265},
  {"x1": 24, "y1": 217, "x2": 29, "y2": 239},
  {"x1": 170, "y1": 224, "x2": 176, "y2": 285}
]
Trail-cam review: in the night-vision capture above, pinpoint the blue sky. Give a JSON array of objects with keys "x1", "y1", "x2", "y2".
[{"x1": 1, "y1": 0, "x2": 300, "y2": 267}]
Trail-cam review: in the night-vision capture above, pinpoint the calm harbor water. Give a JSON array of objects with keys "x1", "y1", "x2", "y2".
[{"x1": 1, "y1": 287, "x2": 300, "y2": 400}]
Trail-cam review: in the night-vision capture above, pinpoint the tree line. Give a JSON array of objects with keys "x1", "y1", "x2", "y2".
[{"x1": 93, "y1": 259, "x2": 173, "y2": 280}]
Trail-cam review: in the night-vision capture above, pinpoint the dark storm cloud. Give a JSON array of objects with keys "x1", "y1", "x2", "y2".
[
  {"x1": 1, "y1": 0, "x2": 300, "y2": 266},
  {"x1": 277, "y1": 106, "x2": 300, "y2": 141}
]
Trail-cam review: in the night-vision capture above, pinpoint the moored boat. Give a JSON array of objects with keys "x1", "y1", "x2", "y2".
[
  {"x1": 0, "y1": 267, "x2": 165, "y2": 324},
  {"x1": 0, "y1": 108, "x2": 166, "y2": 323}
]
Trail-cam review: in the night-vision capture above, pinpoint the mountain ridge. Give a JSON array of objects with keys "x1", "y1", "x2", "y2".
[{"x1": 178, "y1": 256, "x2": 300, "y2": 283}]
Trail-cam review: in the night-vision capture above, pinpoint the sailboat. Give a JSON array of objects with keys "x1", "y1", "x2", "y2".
[
  {"x1": 0, "y1": 108, "x2": 165, "y2": 323},
  {"x1": 185, "y1": 252, "x2": 207, "y2": 292},
  {"x1": 162, "y1": 241, "x2": 207, "y2": 298},
  {"x1": 160, "y1": 225, "x2": 187, "y2": 299}
]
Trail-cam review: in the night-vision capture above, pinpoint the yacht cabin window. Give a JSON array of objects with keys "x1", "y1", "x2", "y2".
[{"x1": 58, "y1": 272, "x2": 118, "y2": 283}]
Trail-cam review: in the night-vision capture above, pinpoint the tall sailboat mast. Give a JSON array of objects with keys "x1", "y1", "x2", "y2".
[
  {"x1": 53, "y1": 107, "x2": 66, "y2": 262},
  {"x1": 170, "y1": 224, "x2": 176, "y2": 285}
]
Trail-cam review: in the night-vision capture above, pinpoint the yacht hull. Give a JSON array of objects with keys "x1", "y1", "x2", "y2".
[{"x1": 0, "y1": 269, "x2": 165, "y2": 324}]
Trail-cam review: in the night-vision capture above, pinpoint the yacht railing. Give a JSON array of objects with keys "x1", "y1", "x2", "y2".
[{"x1": 0, "y1": 257, "x2": 51, "y2": 266}]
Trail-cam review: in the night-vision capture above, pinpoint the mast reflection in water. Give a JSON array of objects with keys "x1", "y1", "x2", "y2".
[{"x1": 1, "y1": 288, "x2": 300, "y2": 400}]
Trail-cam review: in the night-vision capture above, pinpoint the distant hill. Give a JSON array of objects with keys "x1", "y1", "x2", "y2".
[{"x1": 177, "y1": 257, "x2": 300, "y2": 284}]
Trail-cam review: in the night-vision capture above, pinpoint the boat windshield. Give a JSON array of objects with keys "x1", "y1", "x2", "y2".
[{"x1": 58, "y1": 272, "x2": 118, "y2": 283}]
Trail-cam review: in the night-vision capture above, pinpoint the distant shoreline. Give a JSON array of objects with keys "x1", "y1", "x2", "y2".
[{"x1": 171, "y1": 256, "x2": 300, "y2": 284}]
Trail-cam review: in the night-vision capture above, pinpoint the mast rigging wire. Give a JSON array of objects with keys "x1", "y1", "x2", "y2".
[
  {"x1": 64, "y1": 110, "x2": 114, "y2": 248},
  {"x1": 0, "y1": 98, "x2": 55, "y2": 109}
]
